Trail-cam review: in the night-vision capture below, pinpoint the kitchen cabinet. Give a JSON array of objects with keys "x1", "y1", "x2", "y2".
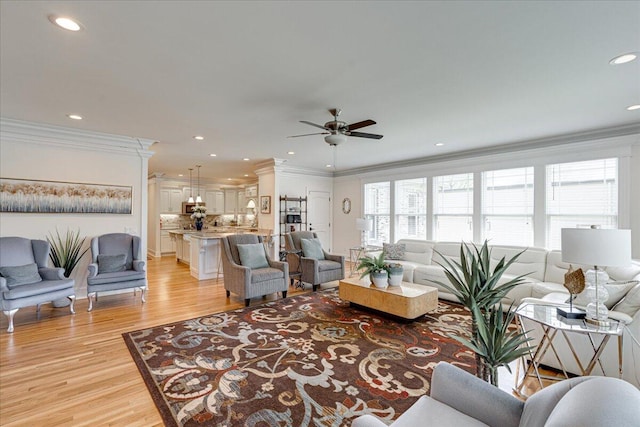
[
  {"x1": 237, "y1": 191, "x2": 246, "y2": 213},
  {"x1": 205, "y1": 190, "x2": 225, "y2": 214},
  {"x1": 160, "y1": 230, "x2": 176, "y2": 253},
  {"x1": 182, "y1": 235, "x2": 191, "y2": 264},
  {"x1": 224, "y1": 189, "x2": 238, "y2": 213},
  {"x1": 160, "y1": 189, "x2": 183, "y2": 213}
]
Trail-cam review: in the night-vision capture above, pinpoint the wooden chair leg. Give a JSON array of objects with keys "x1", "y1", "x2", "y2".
[
  {"x1": 226, "y1": 290, "x2": 230, "y2": 297},
  {"x1": 282, "y1": 291, "x2": 288, "y2": 298},
  {"x1": 244, "y1": 298, "x2": 250, "y2": 307}
]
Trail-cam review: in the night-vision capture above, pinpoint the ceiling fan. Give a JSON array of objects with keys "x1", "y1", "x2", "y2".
[{"x1": 288, "y1": 108, "x2": 383, "y2": 146}]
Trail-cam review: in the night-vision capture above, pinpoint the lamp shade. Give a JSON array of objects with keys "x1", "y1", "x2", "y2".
[
  {"x1": 355, "y1": 218, "x2": 373, "y2": 232},
  {"x1": 561, "y1": 228, "x2": 631, "y2": 267}
]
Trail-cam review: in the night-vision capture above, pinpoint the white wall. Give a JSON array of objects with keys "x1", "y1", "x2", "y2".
[
  {"x1": 333, "y1": 133, "x2": 640, "y2": 258},
  {"x1": 0, "y1": 118, "x2": 154, "y2": 296}
]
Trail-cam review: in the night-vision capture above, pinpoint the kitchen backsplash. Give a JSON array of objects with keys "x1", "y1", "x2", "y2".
[{"x1": 160, "y1": 214, "x2": 256, "y2": 230}]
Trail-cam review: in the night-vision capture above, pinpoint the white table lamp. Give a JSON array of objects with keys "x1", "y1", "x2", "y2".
[
  {"x1": 355, "y1": 218, "x2": 373, "y2": 248},
  {"x1": 561, "y1": 227, "x2": 631, "y2": 326}
]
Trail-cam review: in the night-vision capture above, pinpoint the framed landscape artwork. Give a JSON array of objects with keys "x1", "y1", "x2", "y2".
[
  {"x1": 0, "y1": 178, "x2": 133, "y2": 214},
  {"x1": 260, "y1": 196, "x2": 271, "y2": 214}
]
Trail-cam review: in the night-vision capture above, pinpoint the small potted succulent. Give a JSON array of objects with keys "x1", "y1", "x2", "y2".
[
  {"x1": 387, "y1": 263, "x2": 404, "y2": 286},
  {"x1": 356, "y1": 252, "x2": 389, "y2": 288}
]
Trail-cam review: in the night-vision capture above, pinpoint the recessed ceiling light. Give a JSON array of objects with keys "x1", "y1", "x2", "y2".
[
  {"x1": 178, "y1": 174, "x2": 184, "y2": 177},
  {"x1": 243, "y1": 174, "x2": 249, "y2": 177},
  {"x1": 287, "y1": 151, "x2": 295, "y2": 155},
  {"x1": 627, "y1": 104, "x2": 640, "y2": 111},
  {"x1": 49, "y1": 15, "x2": 82, "y2": 31},
  {"x1": 434, "y1": 142, "x2": 444, "y2": 147},
  {"x1": 243, "y1": 158, "x2": 250, "y2": 161},
  {"x1": 209, "y1": 153, "x2": 217, "y2": 157},
  {"x1": 67, "y1": 114, "x2": 82, "y2": 120},
  {"x1": 227, "y1": 178, "x2": 232, "y2": 181},
  {"x1": 325, "y1": 164, "x2": 332, "y2": 168},
  {"x1": 610, "y1": 53, "x2": 637, "y2": 65},
  {"x1": 193, "y1": 135, "x2": 204, "y2": 140}
]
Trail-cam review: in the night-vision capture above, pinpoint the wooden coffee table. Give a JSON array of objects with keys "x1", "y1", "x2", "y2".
[{"x1": 338, "y1": 277, "x2": 438, "y2": 320}]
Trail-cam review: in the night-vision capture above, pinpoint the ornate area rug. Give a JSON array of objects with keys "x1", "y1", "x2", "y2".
[{"x1": 123, "y1": 289, "x2": 475, "y2": 426}]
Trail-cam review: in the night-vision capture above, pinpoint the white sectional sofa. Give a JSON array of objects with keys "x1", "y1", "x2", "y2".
[{"x1": 378, "y1": 239, "x2": 640, "y2": 387}]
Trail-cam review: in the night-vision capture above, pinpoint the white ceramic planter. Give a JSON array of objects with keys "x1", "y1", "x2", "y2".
[
  {"x1": 388, "y1": 273, "x2": 403, "y2": 286},
  {"x1": 371, "y1": 271, "x2": 389, "y2": 288}
]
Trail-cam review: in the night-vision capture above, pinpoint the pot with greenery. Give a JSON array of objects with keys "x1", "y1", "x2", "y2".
[
  {"x1": 356, "y1": 252, "x2": 389, "y2": 288},
  {"x1": 434, "y1": 240, "x2": 534, "y2": 385},
  {"x1": 47, "y1": 228, "x2": 89, "y2": 307},
  {"x1": 387, "y1": 263, "x2": 404, "y2": 286}
]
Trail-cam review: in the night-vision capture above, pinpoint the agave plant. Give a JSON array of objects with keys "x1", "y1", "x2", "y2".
[
  {"x1": 356, "y1": 252, "x2": 389, "y2": 278},
  {"x1": 47, "y1": 228, "x2": 89, "y2": 278},
  {"x1": 434, "y1": 240, "x2": 533, "y2": 383},
  {"x1": 452, "y1": 303, "x2": 533, "y2": 386}
]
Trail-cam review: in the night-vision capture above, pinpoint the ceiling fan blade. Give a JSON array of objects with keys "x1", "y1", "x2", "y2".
[
  {"x1": 300, "y1": 120, "x2": 330, "y2": 130},
  {"x1": 347, "y1": 119, "x2": 376, "y2": 131},
  {"x1": 287, "y1": 132, "x2": 330, "y2": 138},
  {"x1": 348, "y1": 131, "x2": 383, "y2": 140}
]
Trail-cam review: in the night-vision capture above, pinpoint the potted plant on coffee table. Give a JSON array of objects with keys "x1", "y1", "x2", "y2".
[
  {"x1": 356, "y1": 252, "x2": 389, "y2": 288},
  {"x1": 387, "y1": 263, "x2": 404, "y2": 286}
]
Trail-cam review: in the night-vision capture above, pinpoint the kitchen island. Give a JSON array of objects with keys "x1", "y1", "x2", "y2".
[{"x1": 168, "y1": 229, "x2": 267, "y2": 281}]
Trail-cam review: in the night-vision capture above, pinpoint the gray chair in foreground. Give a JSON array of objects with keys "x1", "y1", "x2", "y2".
[
  {"x1": 353, "y1": 361, "x2": 640, "y2": 427},
  {"x1": 0, "y1": 236, "x2": 75, "y2": 333},
  {"x1": 87, "y1": 233, "x2": 147, "y2": 311},
  {"x1": 285, "y1": 231, "x2": 344, "y2": 291},
  {"x1": 221, "y1": 234, "x2": 288, "y2": 307}
]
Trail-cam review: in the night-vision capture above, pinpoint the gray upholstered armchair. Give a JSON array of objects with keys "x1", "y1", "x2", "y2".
[
  {"x1": 285, "y1": 231, "x2": 344, "y2": 291},
  {"x1": 221, "y1": 234, "x2": 289, "y2": 307},
  {"x1": 353, "y1": 362, "x2": 640, "y2": 427},
  {"x1": 0, "y1": 236, "x2": 75, "y2": 333},
  {"x1": 87, "y1": 233, "x2": 147, "y2": 311}
]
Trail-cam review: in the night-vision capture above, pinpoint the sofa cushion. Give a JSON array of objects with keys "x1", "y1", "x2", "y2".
[
  {"x1": 317, "y1": 259, "x2": 341, "y2": 272},
  {"x1": 544, "y1": 250, "x2": 591, "y2": 285},
  {"x1": 531, "y1": 282, "x2": 569, "y2": 299},
  {"x1": 383, "y1": 243, "x2": 405, "y2": 260},
  {"x1": 250, "y1": 267, "x2": 284, "y2": 283},
  {"x1": 390, "y1": 396, "x2": 488, "y2": 427},
  {"x1": 87, "y1": 270, "x2": 146, "y2": 286},
  {"x1": 432, "y1": 242, "x2": 462, "y2": 266},
  {"x1": 2, "y1": 278, "x2": 73, "y2": 300},
  {"x1": 237, "y1": 243, "x2": 269, "y2": 269},
  {"x1": 396, "y1": 239, "x2": 435, "y2": 264},
  {"x1": 606, "y1": 262, "x2": 640, "y2": 281},
  {"x1": 572, "y1": 280, "x2": 637, "y2": 309},
  {"x1": 612, "y1": 282, "x2": 640, "y2": 317},
  {"x1": 490, "y1": 245, "x2": 548, "y2": 282},
  {"x1": 97, "y1": 254, "x2": 127, "y2": 274},
  {"x1": 0, "y1": 263, "x2": 42, "y2": 288},
  {"x1": 301, "y1": 238, "x2": 325, "y2": 260}
]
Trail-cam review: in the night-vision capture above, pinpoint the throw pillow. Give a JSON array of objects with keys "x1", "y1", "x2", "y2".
[
  {"x1": 237, "y1": 243, "x2": 269, "y2": 269},
  {"x1": 383, "y1": 243, "x2": 406, "y2": 260},
  {"x1": 97, "y1": 254, "x2": 128, "y2": 274},
  {"x1": 571, "y1": 280, "x2": 637, "y2": 310},
  {"x1": 301, "y1": 238, "x2": 325, "y2": 260},
  {"x1": 612, "y1": 282, "x2": 640, "y2": 317},
  {"x1": 0, "y1": 263, "x2": 42, "y2": 288}
]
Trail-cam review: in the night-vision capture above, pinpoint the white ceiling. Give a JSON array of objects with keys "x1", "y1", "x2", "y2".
[{"x1": 1, "y1": 1, "x2": 639, "y2": 183}]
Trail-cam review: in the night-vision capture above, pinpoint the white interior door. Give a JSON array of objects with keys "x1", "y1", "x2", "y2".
[{"x1": 308, "y1": 190, "x2": 331, "y2": 251}]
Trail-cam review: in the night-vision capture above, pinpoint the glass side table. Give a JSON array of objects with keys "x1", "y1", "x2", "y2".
[
  {"x1": 348, "y1": 245, "x2": 382, "y2": 276},
  {"x1": 514, "y1": 303, "x2": 624, "y2": 398}
]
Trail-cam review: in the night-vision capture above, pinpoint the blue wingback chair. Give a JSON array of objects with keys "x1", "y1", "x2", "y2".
[
  {"x1": 86, "y1": 233, "x2": 147, "y2": 311},
  {"x1": 0, "y1": 236, "x2": 76, "y2": 333}
]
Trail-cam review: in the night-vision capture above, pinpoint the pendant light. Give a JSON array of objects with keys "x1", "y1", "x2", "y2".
[
  {"x1": 187, "y1": 168, "x2": 194, "y2": 203},
  {"x1": 195, "y1": 165, "x2": 202, "y2": 203}
]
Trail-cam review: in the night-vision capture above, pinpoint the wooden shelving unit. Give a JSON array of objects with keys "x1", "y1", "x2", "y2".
[{"x1": 279, "y1": 195, "x2": 307, "y2": 251}]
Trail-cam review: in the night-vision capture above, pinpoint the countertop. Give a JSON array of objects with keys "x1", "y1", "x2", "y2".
[{"x1": 167, "y1": 228, "x2": 263, "y2": 239}]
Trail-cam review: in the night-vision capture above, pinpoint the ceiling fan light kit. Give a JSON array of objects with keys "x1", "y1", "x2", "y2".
[{"x1": 289, "y1": 108, "x2": 383, "y2": 146}]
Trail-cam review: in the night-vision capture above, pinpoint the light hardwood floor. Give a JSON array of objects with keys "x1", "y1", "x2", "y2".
[{"x1": 0, "y1": 256, "x2": 541, "y2": 426}]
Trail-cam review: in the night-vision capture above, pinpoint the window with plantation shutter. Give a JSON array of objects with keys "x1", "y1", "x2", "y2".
[
  {"x1": 433, "y1": 173, "x2": 473, "y2": 242},
  {"x1": 482, "y1": 167, "x2": 534, "y2": 245},
  {"x1": 364, "y1": 181, "x2": 390, "y2": 246},
  {"x1": 395, "y1": 178, "x2": 427, "y2": 240},
  {"x1": 546, "y1": 158, "x2": 618, "y2": 249}
]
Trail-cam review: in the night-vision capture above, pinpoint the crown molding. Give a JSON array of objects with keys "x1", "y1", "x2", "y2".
[
  {"x1": 336, "y1": 123, "x2": 640, "y2": 177},
  {"x1": 0, "y1": 117, "x2": 156, "y2": 158}
]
